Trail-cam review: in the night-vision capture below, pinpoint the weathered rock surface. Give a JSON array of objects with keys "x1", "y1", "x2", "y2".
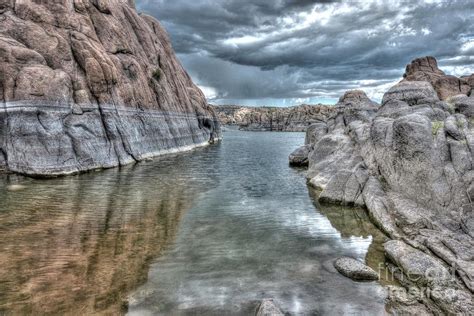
[
  {"x1": 289, "y1": 144, "x2": 311, "y2": 167},
  {"x1": 213, "y1": 104, "x2": 336, "y2": 132},
  {"x1": 385, "y1": 241, "x2": 473, "y2": 315},
  {"x1": 335, "y1": 90, "x2": 379, "y2": 109},
  {"x1": 292, "y1": 60, "x2": 474, "y2": 313},
  {"x1": 403, "y1": 56, "x2": 472, "y2": 100},
  {"x1": 255, "y1": 299, "x2": 284, "y2": 316},
  {"x1": 0, "y1": 0, "x2": 220, "y2": 176},
  {"x1": 334, "y1": 257, "x2": 379, "y2": 281}
]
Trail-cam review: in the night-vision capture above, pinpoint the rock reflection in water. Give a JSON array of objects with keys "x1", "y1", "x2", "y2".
[
  {"x1": 127, "y1": 131, "x2": 391, "y2": 315},
  {"x1": 308, "y1": 188, "x2": 397, "y2": 286},
  {"x1": 0, "y1": 149, "x2": 219, "y2": 315}
]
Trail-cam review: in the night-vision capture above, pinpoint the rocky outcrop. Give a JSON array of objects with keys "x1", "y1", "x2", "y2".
[
  {"x1": 403, "y1": 56, "x2": 472, "y2": 100},
  {"x1": 334, "y1": 257, "x2": 379, "y2": 281},
  {"x1": 0, "y1": 0, "x2": 220, "y2": 176},
  {"x1": 291, "y1": 71, "x2": 474, "y2": 312},
  {"x1": 213, "y1": 104, "x2": 336, "y2": 132}
]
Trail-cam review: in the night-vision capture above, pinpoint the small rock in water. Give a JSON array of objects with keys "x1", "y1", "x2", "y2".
[
  {"x1": 334, "y1": 257, "x2": 379, "y2": 281},
  {"x1": 7, "y1": 184, "x2": 27, "y2": 192},
  {"x1": 289, "y1": 145, "x2": 311, "y2": 167},
  {"x1": 256, "y1": 299, "x2": 284, "y2": 316}
]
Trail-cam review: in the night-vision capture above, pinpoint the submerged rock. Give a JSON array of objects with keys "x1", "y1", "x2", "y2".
[
  {"x1": 334, "y1": 257, "x2": 379, "y2": 281},
  {"x1": 0, "y1": 0, "x2": 220, "y2": 176},
  {"x1": 255, "y1": 299, "x2": 284, "y2": 316},
  {"x1": 6, "y1": 184, "x2": 27, "y2": 192}
]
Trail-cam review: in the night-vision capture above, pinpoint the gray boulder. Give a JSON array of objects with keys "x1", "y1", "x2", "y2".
[
  {"x1": 334, "y1": 257, "x2": 379, "y2": 281},
  {"x1": 289, "y1": 145, "x2": 311, "y2": 167},
  {"x1": 382, "y1": 81, "x2": 439, "y2": 106},
  {"x1": 448, "y1": 94, "x2": 474, "y2": 117},
  {"x1": 255, "y1": 299, "x2": 284, "y2": 316}
]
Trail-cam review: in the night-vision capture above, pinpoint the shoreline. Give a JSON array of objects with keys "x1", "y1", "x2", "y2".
[{"x1": 2, "y1": 139, "x2": 219, "y2": 179}]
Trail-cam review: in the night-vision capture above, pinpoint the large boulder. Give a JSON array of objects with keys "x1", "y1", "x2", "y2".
[
  {"x1": 289, "y1": 145, "x2": 311, "y2": 167},
  {"x1": 448, "y1": 94, "x2": 474, "y2": 117},
  {"x1": 403, "y1": 56, "x2": 471, "y2": 100},
  {"x1": 382, "y1": 81, "x2": 439, "y2": 106},
  {"x1": 336, "y1": 90, "x2": 379, "y2": 109}
]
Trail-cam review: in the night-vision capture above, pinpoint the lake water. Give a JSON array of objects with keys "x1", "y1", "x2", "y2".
[{"x1": 0, "y1": 130, "x2": 393, "y2": 315}]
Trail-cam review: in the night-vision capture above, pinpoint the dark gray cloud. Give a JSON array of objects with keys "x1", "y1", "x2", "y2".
[{"x1": 137, "y1": 0, "x2": 474, "y2": 106}]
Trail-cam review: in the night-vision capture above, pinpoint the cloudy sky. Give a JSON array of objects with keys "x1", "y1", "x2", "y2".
[{"x1": 136, "y1": 0, "x2": 474, "y2": 106}]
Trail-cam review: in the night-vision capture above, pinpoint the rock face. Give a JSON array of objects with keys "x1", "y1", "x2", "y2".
[
  {"x1": 0, "y1": 0, "x2": 220, "y2": 176},
  {"x1": 403, "y1": 56, "x2": 472, "y2": 100},
  {"x1": 292, "y1": 70, "x2": 474, "y2": 313},
  {"x1": 213, "y1": 104, "x2": 336, "y2": 132}
]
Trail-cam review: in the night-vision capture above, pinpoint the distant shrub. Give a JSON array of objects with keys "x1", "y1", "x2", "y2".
[
  {"x1": 446, "y1": 101, "x2": 455, "y2": 114},
  {"x1": 431, "y1": 121, "x2": 444, "y2": 136},
  {"x1": 152, "y1": 69, "x2": 161, "y2": 81}
]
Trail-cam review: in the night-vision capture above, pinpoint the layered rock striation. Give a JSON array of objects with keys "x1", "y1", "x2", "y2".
[
  {"x1": 0, "y1": 0, "x2": 220, "y2": 176},
  {"x1": 213, "y1": 104, "x2": 336, "y2": 132},
  {"x1": 291, "y1": 58, "x2": 474, "y2": 313}
]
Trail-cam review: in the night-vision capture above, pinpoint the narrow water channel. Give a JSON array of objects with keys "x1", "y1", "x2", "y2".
[{"x1": 0, "y1": 130, "x2": 392, "y2": 315}]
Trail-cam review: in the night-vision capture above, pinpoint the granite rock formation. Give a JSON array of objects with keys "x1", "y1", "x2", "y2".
[
  {"x1": 290, "y1": 62, "x2": 474, "y2": 313},
  {"x1": 0, "y1": 0, "x2": 220, "y2": 176},
  {"x1": 213, "y1": 104, "x2": 336, "y2": 132},
  {"x1": 403, "y1": 56, "x2": 472, "y2": 100}
]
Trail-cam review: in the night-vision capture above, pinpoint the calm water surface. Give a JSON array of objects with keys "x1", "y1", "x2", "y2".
[{"x1": 0, "y1": 131, "x2": 392, "y2": 315}]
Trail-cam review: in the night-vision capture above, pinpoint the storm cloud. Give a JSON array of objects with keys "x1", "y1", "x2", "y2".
[{"x1": 136, "y1": 0, "x2": 474, "y2": 106}]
